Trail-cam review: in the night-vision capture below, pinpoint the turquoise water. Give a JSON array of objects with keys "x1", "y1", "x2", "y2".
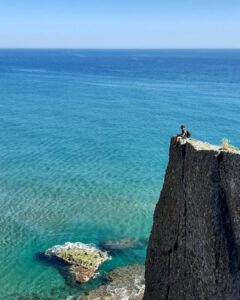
[{"x1": 0, "y1": 49, "x2": 240, "y2": 299}]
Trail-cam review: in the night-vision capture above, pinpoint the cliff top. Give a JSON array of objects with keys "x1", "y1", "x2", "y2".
[{"x1": 182, "y1": 138, "x2": 240, "y2": 154}]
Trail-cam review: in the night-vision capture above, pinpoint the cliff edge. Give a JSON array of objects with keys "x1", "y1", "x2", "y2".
[{"x1": 144, "y1": 138, "x2": 240, "y2": 300}]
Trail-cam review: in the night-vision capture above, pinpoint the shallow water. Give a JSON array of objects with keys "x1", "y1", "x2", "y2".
[{"x1": 0, "y1": 49, "x2": 240, "y2": 299}]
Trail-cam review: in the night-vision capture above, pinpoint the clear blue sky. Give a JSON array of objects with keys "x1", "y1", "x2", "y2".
[{"x1": 1, "y1": 0, "x2": 240, "y2": 48}]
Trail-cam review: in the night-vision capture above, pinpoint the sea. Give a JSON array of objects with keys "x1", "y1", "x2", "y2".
[{"x1": 0, "y1": 49, "x2": 240, "y2": 299}]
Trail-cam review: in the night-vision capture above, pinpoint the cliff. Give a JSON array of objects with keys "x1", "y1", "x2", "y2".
[{"x1": 144, "y1": 138, "x2": 240, "y2": 300}]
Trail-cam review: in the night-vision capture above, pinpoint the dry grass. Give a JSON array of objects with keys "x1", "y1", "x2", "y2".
[{"x1": 221, "y1": 139, "x2": 239, "y2": 151}]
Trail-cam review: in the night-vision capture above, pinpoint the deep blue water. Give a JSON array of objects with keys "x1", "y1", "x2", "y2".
[{"x1": 0, "y1": 49, "x2": 240, "y2": 299}]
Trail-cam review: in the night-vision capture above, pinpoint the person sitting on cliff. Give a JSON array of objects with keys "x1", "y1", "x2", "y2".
[{"x1": 174, "y1": 125, "x2": 191, "y2": 145}]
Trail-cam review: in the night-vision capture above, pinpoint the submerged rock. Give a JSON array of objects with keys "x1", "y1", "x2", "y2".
[
  {"x1": 77, "y1": 264, "x2": 145, "y2": 300},
  {"x1": 45, "y1": 242, "x2": 110, "y2": 283},
  {"x1": 100, "y1": 238, "x2": 147, "y2": 251}
]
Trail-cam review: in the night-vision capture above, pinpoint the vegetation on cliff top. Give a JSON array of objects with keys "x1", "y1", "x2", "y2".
[{"x1": 221, "y1": 138, "x2": 239, "y2": 151}]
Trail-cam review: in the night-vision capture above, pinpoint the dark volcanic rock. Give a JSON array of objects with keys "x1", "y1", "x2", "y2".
[{"x1": 144, "y1": 138, "x2": 240, "y2": 300}]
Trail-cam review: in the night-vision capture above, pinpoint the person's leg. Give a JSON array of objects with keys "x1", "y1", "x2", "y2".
[
  {"x1": 177, "y1": 136, "x2": 181, "y2": 145},
  {"x1": 174, "y1": 135, "x2": 181, "y2": 145}
]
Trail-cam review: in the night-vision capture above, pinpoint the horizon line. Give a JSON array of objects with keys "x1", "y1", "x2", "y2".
[{"x1": 0, "y1": 47, "x2": 240, "y2": 50}]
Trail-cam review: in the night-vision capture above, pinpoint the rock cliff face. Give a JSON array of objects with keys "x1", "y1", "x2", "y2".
[{"x1": 144, "y1": 138, "x2": 240, "y2": 300}]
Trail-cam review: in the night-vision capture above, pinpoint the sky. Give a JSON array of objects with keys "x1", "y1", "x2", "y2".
[{"x1": 0, "y1": 0, "x2": 240, "y2": 48}]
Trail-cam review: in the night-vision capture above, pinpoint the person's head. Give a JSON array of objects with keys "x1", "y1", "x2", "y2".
[{"x1": 180, "y1": 125, "x2": 185, "y2": 129}]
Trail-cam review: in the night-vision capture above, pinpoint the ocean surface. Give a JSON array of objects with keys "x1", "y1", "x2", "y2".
[{"x1": 0, "y1": 49, "x2": 240, "y2": 299}]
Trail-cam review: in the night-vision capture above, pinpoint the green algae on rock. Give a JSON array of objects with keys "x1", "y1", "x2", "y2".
[
  {"x1": 45, "y1": 242, "x2": 110, "y2": 283},
  {"x1": 57, "y1": 249, "x2": 102, "y2": 267}
]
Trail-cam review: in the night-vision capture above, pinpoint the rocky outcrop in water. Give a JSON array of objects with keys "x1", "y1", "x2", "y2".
[
  {"x1": 144, "y1": 138, "x2": 240, "y2": 300},
  {"x1": 78, "y1": 264, "x2": 145, "y2": 300},
  {"x1": 45, "y1": 242, "x2": 110, "y2": 283}
]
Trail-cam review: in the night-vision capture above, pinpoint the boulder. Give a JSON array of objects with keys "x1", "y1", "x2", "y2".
[{"x1": 45, "y1": 242, "x2": 110, "y2": 283}]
